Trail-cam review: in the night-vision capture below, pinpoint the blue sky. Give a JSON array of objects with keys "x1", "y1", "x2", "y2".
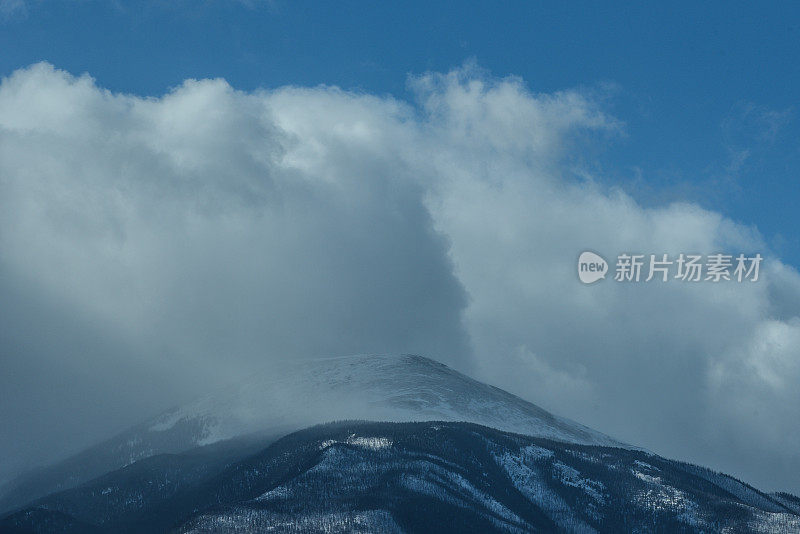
[{"x1": 2, "y1": 1, "x2": 799, "y2": 265}]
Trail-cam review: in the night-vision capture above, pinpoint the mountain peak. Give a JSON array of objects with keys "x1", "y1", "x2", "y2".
[{"x1": 0, "y1": 353, "x2": 620, "y2": 512}]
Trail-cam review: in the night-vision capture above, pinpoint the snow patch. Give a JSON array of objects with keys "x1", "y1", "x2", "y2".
[
  {"x1": 318, "y1": 434, "x2": 393, "y2": 451},
  {"x1": 552, "y1": 461, "x2": 605, "y2": 504}
]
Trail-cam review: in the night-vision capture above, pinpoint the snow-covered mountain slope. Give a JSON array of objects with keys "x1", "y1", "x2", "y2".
[
  {"x1": 3, "y1": 421, "x2": 797, "y2": 533},
  {"x1": 0, "y1": 354, "x2": 621, "y2": 513},
  {"x1": 147, "y1": 354, "x2": 619, "y2": 446}
]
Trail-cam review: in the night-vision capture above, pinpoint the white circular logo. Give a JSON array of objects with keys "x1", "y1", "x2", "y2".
[{"x1": 578, "y1": 251, "x2": 608, "y2": 284}]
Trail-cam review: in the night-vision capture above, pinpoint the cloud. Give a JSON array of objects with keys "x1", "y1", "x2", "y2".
[
  {"x1": 1, "y1": 62, "x2": 799, "y2": 493},
  {"x1": 0, "y1": 62, "x2": 470, "y2": 364},
  {"x1": 0, "y1": 63, "x2": 471, "y2": 475},
  {"x1": 400, "y1": 69, "x2": 800, "y2": 492}
]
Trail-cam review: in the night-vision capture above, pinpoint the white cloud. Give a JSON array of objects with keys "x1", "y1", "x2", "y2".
[{"x1": 1, "y1": 62, "x2": 799, "y2": 492}]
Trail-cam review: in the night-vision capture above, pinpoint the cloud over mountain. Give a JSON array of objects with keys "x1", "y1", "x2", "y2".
[{"x1": 1, "y1": 62, "x2": 799, "y2": 492}]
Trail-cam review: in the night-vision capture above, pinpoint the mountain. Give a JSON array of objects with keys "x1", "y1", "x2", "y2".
[
  {"x1": 0, "y1": 355, "x2": 620, "y2": 513},
  {"x1": 2, "y1": 421, "x2": 798, "y2": 533}
]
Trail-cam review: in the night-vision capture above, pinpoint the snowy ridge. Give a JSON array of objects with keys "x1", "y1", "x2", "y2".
[
  {"x1": 0, "y1": 354, "x2": 620, "y2": 514},
  {"x1": 147, "y1": 354, "x2": 621, "y2": 447},
  {"x1": 178, "y1": 421, "x2": 800, "y2": 533},
  {"x1": 3, "y1": 421, "x2": 798, "y2": 533}
]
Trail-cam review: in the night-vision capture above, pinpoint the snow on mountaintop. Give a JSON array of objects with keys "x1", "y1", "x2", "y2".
[
  {"x1": 0, "y1": 354, "x2": 621, "y2": 513},
  {"x1": 148, "y1": 354, "x2": 621, "y2": 448}
]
